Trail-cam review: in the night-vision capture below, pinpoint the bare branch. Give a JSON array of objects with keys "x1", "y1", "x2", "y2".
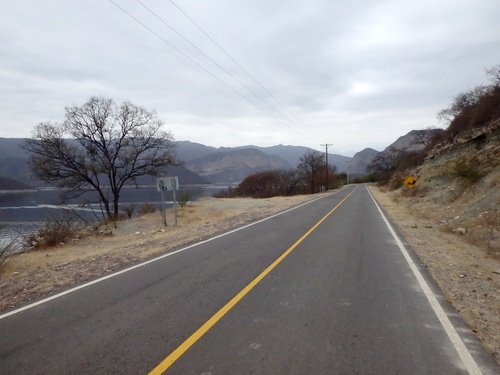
[{"x1": 23, "y1": 97, "x2": 178, "y2": 221}]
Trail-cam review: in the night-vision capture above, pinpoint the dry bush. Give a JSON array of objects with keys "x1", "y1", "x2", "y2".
[
  {"x1": 122, "y1": 203, "x2": 137, "y2": 218},
  {"x1": 442, "y1": 85, "x2": 500, "y2": 140},
  {"x1": 138, "y1": 202, "x2": 157, "y2": 215},
  {"x1": 177, "y1": 191, "x2": 194, "y2": 209},
  {"x1": 401, "y1": 185, "x2": 429, "y2": 198},
  {"x1": 443, "y1": 210, "x2": 499, "y2": 255},
  {"x1": 237, "y1": 170, "x2": 304, "y2": 198},
  {"x1": 451, "y1": 158, "x2": 483, "y2": 184},
  {"x1": 480, "y1": 210, "x2": 500, "y2": 251},
  {"x1": 0, "y1": 224, "x2": 18, "y2": 269},
  {"x1": 24, "y1": 216, "x2": 78, "y2": 249},
  {"x1": 213, "y1": 187, "x2": 239, "y2": 198},
  {"x1": 387, "y1": 174, "x2": 404, "y2": 191}
]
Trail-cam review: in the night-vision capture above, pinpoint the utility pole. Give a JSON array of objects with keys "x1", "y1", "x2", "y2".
[{"x1": 321, "y1": 143, "x2": 333, "y2": 191}]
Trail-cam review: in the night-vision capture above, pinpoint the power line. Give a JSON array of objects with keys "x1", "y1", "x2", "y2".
[
  {"x1": 168, "y1": 0, "x2": 323, "y2": 142},
  {"x1": 107, "y1": 0, "x2": 321, "y2": 143},
  {"x1": 135, "y1": 0, "x2": 290, "y2": 119},
  {"x1": 140, "y1": 0, "x2": 321, "y2": 143},
  {"x1": 106, "y1": 0, "x2": 273, "y2": 117}
]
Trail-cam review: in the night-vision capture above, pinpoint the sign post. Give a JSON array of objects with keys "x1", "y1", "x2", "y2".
[
  {"x1": 156, "y1": 177, "x2": 179, "y2": 226},
  {"x1": 172, "y1": 180, "x2": 178, "y2": 226},
  {"x1": 157, "y1": 178, "x2": 168, "y2": 226}
]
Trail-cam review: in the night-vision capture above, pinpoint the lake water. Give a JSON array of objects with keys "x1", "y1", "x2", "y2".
[{"x1": 0, "y1": 185, "x2": 226, "y2": 245}]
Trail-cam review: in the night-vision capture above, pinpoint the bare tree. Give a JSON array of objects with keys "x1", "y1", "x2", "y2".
[
  {"x1": 437, "y1": 85, "x2": 494, "y2": 125},
  {"x1": 486, "y1": 64, "x2": 500, "y2": 87},
  {"x1": 23, "y1": 96, "x2": 178, "y2": 222},
  {"x1": 297, "y1": 150, "x2": 325, "y2": 194},
  {"x1": 368, "y1": 147, "x2": 404, "y2": 173},
  {"x1": 412, "y1": 128, "x2": 443, "y2": 149}
]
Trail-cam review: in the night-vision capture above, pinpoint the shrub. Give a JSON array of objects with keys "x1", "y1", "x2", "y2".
[
  {"x1": 237, "y1": 170, "x2": 303, "y2": 198},
  {"x1": 177, "y1": 191, "x2": 194, "y2": 209},
  {"x1": 353, "y1": 174, "x2": 379, "y2": 184},
  {"x1": 451, "y1": 158, "x2": 483, "y2": 184},
  {"x1": 122, "y1": 203, "x2": 137, "y2": 218},
  {"x1": 138, "y1": 202, "x2": 157, "y2": 215},
  {"x1": 395, "y1": 150, "x2": 427, "y2": 171},
  {"x1": 0, "y1": 224, "x2": 17, "y2": 269},
  {"x1": 387, "y1": 174, "x2": 404, "y2": 191},
  {"x1": 24, "y1": 215, "x2": 78, "y2": 248},
  {"x1": 213, "y1": 187, "x2": 239, "y2": 198}
]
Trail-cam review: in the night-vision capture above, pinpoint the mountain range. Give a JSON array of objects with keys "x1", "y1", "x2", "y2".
[
  {"x1": 176, "y1": 141, "x2": 351, "y2": 184},
  {"x1": 0, "y1": 130, "x2": 431, "y2": 188}
]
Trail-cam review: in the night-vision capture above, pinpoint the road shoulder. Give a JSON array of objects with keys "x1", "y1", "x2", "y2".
[{"x1": 369, "y1": 185, "x2": 500, "y2": 366}]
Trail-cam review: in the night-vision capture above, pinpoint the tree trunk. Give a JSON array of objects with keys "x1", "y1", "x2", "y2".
[{"x1": 113, "y1": 192, "x2": 120, "y2": 223}]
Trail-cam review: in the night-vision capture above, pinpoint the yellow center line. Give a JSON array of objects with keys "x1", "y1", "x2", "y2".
[{"x1": 148, "y1": 187, "x2": 357, "y2": 375}]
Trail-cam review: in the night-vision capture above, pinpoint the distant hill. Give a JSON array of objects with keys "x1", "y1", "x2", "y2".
[
  {"x1": 130, "y1": 165, "x2": 211, "y2": 186},
  {"x1": 6, "y1": 136, "x2": 443, "y2": 187},
  {"x1": 235, "y1": 144, "x2": 350, "y2": 172},
  {"x1": 350, "y1": 129, "x2": 440, "y2": 178},
  {"x1": 0, "y1": 138, "x2": 29, "y2": 158},
  {"x1": 348, "y1": 148, "x2": 379, "y2": 176},
  {"x1": 388, "y1": 129, "x2": 440, "y2": 152},
  {"x1": 175, "y1": 141, "x2": 218, "y2": 162},
  {"x1": 185, "y1": 148, "x2": 291, "y2": 184},
  {"x1": 229, "y1": 144, "x2": 314, "y2": 168},
  {"x1": 0, "y1": 176, "x2": 33, "y2": 190},
  {"x1": 176, "y1": 141, "x2": 351, "y2": 175},
  {"x1": 0, "y1": 138, "x2": 209, "y2": 187}
]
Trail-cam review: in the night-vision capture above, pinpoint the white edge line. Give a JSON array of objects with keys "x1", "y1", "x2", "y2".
[
  {"x1": 366, "y1": 186, "x2": 483, "y2": 375},
  {"x1": 1, "y1": 193, "x2": 334, "y2": 320}
]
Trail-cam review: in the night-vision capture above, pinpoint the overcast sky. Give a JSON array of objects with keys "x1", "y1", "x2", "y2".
[{"x1": 1, "y1": 0, "x2": 499, "y2": 155}]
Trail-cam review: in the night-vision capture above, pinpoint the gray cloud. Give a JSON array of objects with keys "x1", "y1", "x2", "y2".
[{"x1": 1, "y1": 0, "x2": 499, "y2": 154}]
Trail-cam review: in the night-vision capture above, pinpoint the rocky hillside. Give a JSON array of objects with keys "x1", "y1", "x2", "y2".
[
  {"x1": 384, "y1": 122, "x2": 499, "y2": 364},
  {"x1": 347, "y1": 129, "x2": 441, "y2": 178},
  {"x1": 348, "y1": 148, "x2": 379, "y2": 176},
  {"x1": 400, "y1": 123, "x2": 499, "y2": 252}
]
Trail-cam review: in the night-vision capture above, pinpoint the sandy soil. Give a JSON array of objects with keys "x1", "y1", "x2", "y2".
[{"x1": 1, "y1": 187, "x2": 498, "y2": 364}]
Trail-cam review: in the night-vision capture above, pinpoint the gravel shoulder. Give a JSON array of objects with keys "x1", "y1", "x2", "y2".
[{"x1": 370, "y1": 185, "x2": 499, "y2": 365}]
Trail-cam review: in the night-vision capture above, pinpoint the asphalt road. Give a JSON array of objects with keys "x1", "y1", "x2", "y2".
[{"x1": 0, "y1": 185, "x2": 498, "y2": 374}]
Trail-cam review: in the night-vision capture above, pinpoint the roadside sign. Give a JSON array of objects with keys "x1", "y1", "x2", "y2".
[
  {"x1": 156, "y1": 176, "x2": 179, "y2": 226},
  {"x1": 404, "y1": 176, "x2": 417, "y2": 188},
  {"x1": 156, "y1": 177, "x2": 178, "y2": 192}
]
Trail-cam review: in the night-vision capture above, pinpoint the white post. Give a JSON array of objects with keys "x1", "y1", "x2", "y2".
[{"x1": 173, "y1": 187, "x2": 177, "y2": 226}]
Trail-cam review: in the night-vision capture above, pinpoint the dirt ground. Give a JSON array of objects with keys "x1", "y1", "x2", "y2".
[{"x1": 1, "y1": 186, "x2": 498, "y2": 364}]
